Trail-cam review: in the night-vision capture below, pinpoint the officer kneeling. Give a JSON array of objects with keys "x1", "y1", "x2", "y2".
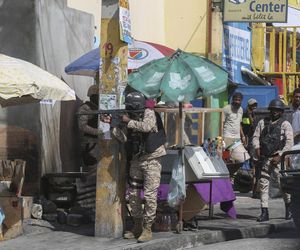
[
  {"x1": 252, "y1": 99, "x2": 293, "y2": 222},
  {"x1": 112, "y1": 92, "x2": 166, "y2": 243}
]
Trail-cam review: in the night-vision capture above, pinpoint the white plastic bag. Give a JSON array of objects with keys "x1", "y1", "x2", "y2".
[{"x1": 167, "y1": 154, "x2": 186, "y2": 207}]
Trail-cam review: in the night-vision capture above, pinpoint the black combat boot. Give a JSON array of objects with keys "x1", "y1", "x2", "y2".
[
  {"x1": 124, "y1": 218, "x2": 143, "y2": 239},
  {"x1": 257, "y1": 207, "x2": 269, "y2": 222},
  {"x1": 285, "y1": 203, "x2": 292, "y2": 220}
]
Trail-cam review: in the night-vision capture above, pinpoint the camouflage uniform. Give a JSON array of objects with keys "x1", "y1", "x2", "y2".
[
  {"x1": 78, "y1": 102, "x2": 102, "y2": 170},
  {"x1": 252, "y1": 119, "x2": 293, "y2": 208},
  {"x1": 113, "y1": 108, "x2": 166, "y2": 225}
]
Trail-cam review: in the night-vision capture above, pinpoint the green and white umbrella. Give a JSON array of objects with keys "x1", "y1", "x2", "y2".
[{"x1": 128, "y1": 49, "x2": 228, "y2": 103}]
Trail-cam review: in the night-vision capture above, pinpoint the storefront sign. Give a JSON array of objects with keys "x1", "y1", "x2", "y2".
[
  {"x1": 119, "y1": 0, "x2": 132, "y2": 44},
  {"x1": 223, "y1": 0, "x2": 288, "y2": 23},
  {"x1": 222, "y1": 23, "x2": 251, "y2": 84}
]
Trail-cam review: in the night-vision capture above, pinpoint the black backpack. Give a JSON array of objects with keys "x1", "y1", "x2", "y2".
[{"x1": 259, "y1": 118, "x2": 285, "y2": 157}]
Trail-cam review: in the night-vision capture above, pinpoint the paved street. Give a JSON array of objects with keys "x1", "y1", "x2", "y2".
[
  {"x1": 0, "y1": 193, "x2": 297, "y2": 250},
  {"x1": 191, "y1": 230, "x2": 300, "y2": 250}
]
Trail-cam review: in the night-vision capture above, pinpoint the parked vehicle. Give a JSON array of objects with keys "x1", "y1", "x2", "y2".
[{"x1": 280, "y1": 149, "x2": 300, "y2": 230}]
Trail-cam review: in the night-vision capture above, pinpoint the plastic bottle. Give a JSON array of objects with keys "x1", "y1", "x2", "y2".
[
  {"x1": 210, "y1": 139, "x2": 217, "y2": 157},
  {"x1": 162, "y1": 214, "x2": 168, "y2": 231},
  {"x1": 203, "y1": 139, "x2": 209, "y2": 153},
  {"x1": 166, "y1": 214, "x2": 171, "y2": 232},
  {"x1": 171, "y1": 212, "x2": 178, "y2": 231},
  {"x1": 154, "y1": 213, "x2": 161, "y2": 231}
]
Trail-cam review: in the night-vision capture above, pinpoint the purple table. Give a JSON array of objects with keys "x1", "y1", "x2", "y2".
[{"x1": 157, "y1": 178, "x2": 237, "y2": 219}]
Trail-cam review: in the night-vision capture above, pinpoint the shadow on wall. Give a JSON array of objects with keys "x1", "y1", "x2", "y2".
[
  {"x1": 0, "y1": 0, "x2": 42, "y2": 196},
  {"x1": 60, "y1": 97, "x2": 82, "y2": 172},
  {"x1": 0, "y1": 124, "x2": 39, "y2": 195},
  {"x1": 0, "y1": 0, "x2": 36, "y2": 63}
]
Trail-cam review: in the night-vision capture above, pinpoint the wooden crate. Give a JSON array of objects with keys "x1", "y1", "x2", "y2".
[{"x1": 0, "y1": 196, "x2": 22, "y2": 241}]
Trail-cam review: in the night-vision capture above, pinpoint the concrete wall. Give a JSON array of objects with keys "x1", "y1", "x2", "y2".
[
  {"x1": 129, "y1": 0, "x2": 166, "y2": 44},
  {"x1": 164, "y1": 0, "x2": 207, "y2": 54},
  {"x1": 0, "y1": 0, "x2": 95, "y2": 194},
  {"x1": 0, "y1": 0, "x2": 42, "y2": 193},
  {"x1": 129, "y1": 0, "x2": 208, "y2": 54},
  {"x1": 68, "y1": 0, "x2": 101, "y2": 48}
]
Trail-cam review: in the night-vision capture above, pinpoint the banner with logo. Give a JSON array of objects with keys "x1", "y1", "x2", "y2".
[
  {"x1": 222, "y1": 22, "x2": 251, "y2": 84},
  {"x1": 128, "y1": 40, "x2": 174, "y2": 69},
  {"x1": 223, "y1": 0, "x2": 288, "y2": 23}
]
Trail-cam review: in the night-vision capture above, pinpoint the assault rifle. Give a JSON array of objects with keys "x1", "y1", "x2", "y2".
[{"x1": 77, "y1": 108, "x2": 145, "y2": 127}]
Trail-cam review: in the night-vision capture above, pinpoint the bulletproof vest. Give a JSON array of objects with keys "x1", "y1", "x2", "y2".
[
  {"x1": 142, "y1": 112, "x2": 166, "y2": 153},
  {"x1": 82, "y1": 101, "x2": 98, "y2": 138},
  {"x1": 259, "y1": 118, "x2": 285, "y2": 157},
  {"x1": 126, "y1": 112, "x2": 145, "y2": 157},
  {"x1": 126, "y1": 111, "x2": 166, "y2": 157}
]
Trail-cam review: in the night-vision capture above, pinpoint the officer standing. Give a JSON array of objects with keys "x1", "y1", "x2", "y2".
[
  {"x1": 252, "y1": 99, "x2": 293, "y2": 222},
  {"x1": 112, "y1": 91, "x2": 166, "y2": 243},
  {"x1": 242, "y1": 98, "x2": 258, "y2": 147},
  {"x1": 291, "y1": 88, "x2": 300, "y2": 144},
  {"x1": 78, "y1": 85, "x2": 103, "y2": 171}
]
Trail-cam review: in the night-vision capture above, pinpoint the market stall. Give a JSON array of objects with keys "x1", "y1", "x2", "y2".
[
  {"x1": 128, "y1": 49, "x2": 231, "y2": 232},
  {"x1": 156, "y1": 107, "x2": 235, "y2": 232}
]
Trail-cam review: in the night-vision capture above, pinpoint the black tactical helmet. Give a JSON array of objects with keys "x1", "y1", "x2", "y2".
[
  {"x1": 268, "y1": 99, "x2": 285, "y2": 111},
  {"x1": 124, "y1": 92, "x2": 146, "y2": 110}
]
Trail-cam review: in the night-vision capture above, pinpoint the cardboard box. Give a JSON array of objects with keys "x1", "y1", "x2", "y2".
[
  {"x1": 182, "y1": 185, "x2": 206, "y2": 221},
  {"x1": 0, "y1": 196, "x2": 22, "y2": 241}
]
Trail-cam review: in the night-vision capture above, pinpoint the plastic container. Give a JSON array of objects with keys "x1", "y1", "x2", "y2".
[{"x1": 184, "y1": 146, "x2": 229, "y2": 180}]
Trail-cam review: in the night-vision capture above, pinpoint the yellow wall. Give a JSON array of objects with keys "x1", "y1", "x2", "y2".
[
  {"x1": 164, "y1": 0, "x2": 207, "y2": 54},
  {"x1": 67, "y1": 0, "x2": 102, "y2": 47},
  {"x1": 129, "y1": 0, "x2": 207, "y2": 54},
  {"x1": 129, "y1": 0, "x2": 166, "y2": 44},
  {"x1": 289, "y1": 0, "x2": 300, "y2": 9}
]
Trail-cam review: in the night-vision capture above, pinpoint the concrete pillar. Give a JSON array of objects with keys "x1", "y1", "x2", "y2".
[{"x1": 95, "y1": 0, "x2": 128, "y2": 238}]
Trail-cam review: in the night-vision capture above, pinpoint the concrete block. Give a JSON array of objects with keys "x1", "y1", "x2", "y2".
[
  {"x1": 57, "y1": 210, "x2": 67, "y2": 224},
  {"x1": 42, "y1": 213, "x2": 57, "y2": 222},
  {"x1": 67, "y1": 214, "x2": 84, "y2": 227}
]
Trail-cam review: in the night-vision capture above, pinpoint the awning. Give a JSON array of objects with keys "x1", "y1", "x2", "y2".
[{"x1": 273, "y1": 6, "x2": 300, "y2": 33}]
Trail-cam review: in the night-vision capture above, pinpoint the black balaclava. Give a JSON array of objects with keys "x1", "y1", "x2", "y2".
[
  {"x1": 90, "y1": 94, "x2": 99, "y2": 107},
  {"x1": 270, "y1": 109, "x2": 283, "y2": 121}
]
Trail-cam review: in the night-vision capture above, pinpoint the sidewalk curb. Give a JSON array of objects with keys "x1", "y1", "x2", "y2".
[{"x1": 122, "y1": 220, "x2": 295, "y2": 250}]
